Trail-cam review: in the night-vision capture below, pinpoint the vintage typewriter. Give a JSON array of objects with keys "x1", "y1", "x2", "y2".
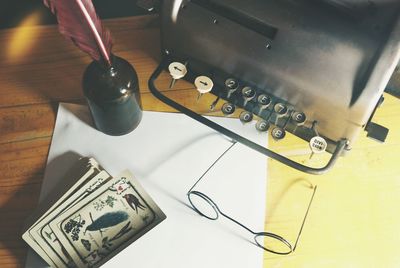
[{"x1": 139, "y1": 0, "x2": 400, "y2": 174}]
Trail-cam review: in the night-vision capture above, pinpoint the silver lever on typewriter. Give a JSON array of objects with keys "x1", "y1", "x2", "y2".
[
  {"x1": 136, "y1": 0, "x2": 156, "y2": 11},
  {"x1": 209, "y1": 96, "x2": 220, "y2": 111}
]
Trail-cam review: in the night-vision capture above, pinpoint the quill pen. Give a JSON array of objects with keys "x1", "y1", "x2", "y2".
[{"x1": 44, "y1": 0, "x2": 113, "y2": 67}]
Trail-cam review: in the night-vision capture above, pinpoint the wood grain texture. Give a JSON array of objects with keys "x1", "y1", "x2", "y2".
[
  {"x1": 0, "y1": 15, "x2": 168, "y2": 268},
  {"x1": 0, "y1": 14, "x2": 399, "y2": 268},
  {"x1": 0, "y1": 14, "x2": 217, "y2": 268},
  {"x1": 0, "y1": 15, "x2": 190, "y2": 108}
]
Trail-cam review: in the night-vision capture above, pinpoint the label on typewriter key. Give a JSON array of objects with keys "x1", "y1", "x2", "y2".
[
  {"x1": 195, "y1": 76, "x2": 213, "y2": 94},
  {"x1": 239, "y1": 111, "x2": 253, "y2": 123},
  {"x1": 242, "y1": 87, "x2": 256, "y2": 100},
  {"x1": 225, "y1": 78, "x2": 239, "y2": 91},
  {"x1": 222, "y1": 103, "x2": 235, "y2": 116},
  {"x1": 256, "y1": 119, "x2": 269, "y2": 132},
  {"x1": 274, "y1": 103, "x2": 288, "y2": 117},
  {"x1": 271, "y1": 127, "x2": 286, "y2": 140},
  {"x1": 292, "y1": 112, "x2": 306, "y2": 125},
  {"x1": 257, "y1": 94, "x2": 271, "y2": 108},
  {"x1": 168, "y1": 62, "x2": 187, "y2": 79},
  {"x1": 309, "y1": 136, "x2": 327, "y2": 154}
]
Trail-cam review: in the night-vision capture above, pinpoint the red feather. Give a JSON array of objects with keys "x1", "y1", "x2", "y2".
[{"x1": 44, "y1": 0, "x2": 113, "y2": 67}]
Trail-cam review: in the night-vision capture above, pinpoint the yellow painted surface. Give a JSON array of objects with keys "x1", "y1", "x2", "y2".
[{"x1": 264, "y1": 94, "x2": 400, "y2": 267}]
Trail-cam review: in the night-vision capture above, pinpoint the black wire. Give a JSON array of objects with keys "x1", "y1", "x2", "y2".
[
  {"x1": 187, "y1": 140, "x2": 237, "y2": 194},
  {"x1": 293, "y1": 185, "x2": 318, "y2": 252}
]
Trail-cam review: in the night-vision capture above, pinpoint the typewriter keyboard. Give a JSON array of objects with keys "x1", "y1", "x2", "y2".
[{"x1": 167, "y1": 61, "x2": 335, "y2": 156}]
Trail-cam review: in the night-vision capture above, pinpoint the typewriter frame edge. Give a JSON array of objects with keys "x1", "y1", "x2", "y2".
[{"x1": 148, "y1": 57, "x2": 348, "y2": 175}]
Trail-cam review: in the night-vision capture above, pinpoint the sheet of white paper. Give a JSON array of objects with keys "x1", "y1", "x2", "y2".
[{"x1": 25, "y1": 103, "x2": 268, "y2": 268}]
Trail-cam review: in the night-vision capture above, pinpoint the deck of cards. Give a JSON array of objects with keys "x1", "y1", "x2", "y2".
[{"x1": 22, "y1": 157, "x2": 166, "y2": 268}]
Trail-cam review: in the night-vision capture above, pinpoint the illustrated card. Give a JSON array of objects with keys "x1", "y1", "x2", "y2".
[
  {"x1": 22, "y1": 158, "x2": 103, "y2": 267},
  {"x1": 50, "y1": 170, "x2": 166, "y2": 268},
  {"x1": 31, "y1": 170, "x2": 111, "y2": 267}
]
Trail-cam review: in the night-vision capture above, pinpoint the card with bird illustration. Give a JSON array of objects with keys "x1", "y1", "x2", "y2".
[
  {"x1": 37, "y1": 170, "x2": 112, "y2": 268},
  {"x1": 50, "y1": 170, "x2": 166, "y2": 268}
]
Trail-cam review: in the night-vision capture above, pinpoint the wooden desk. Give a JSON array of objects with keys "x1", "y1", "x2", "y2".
[{"x1": 0, "y1": 14, "x2": 399, "y2": 268}]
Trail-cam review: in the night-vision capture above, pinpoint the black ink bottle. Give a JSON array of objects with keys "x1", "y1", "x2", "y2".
[{"x1": 83, "y1": 55, "x2": 142, "y2": 136}]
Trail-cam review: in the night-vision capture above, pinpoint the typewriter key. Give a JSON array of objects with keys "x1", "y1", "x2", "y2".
[
  {"x1": 168, "y1": 62, "x2": 187, "y2": 88},
  {"x1": 256, "y1": 119, "x2": 270, "y2": 132},
  {"x1": 195, "y1": 76, "x2": 213, "y2": 101},
  {"x1": 222, "y1": 102, "x2": 235, "y2": 116},
  {"x1": 239, "y1": 111, "x2": 253, "y2": 124},
  {"x1": 241, "y1": 86, "x2": 256, "y2": 106},
  {"x1": 273, "y1": 103, "x2": 288, "y2": 125},
  {"x1": 292, "y1": 111, "x2": 307, "y2": 132},
  {"x1": 225, "y1": 78, "x2": 239, "y2": 98},
  {"x1": 292, "y1": 112, "x2": 306, "y2": 125},
  {"x1": 309, "y1": 136, "x2": 327, "y2": 159},
  {"x1": 271, "y1": 127, "x2": 286, "y2": 141},
  {"x1": 257, "y1": 94, "x2": 272, "y2": 110}
]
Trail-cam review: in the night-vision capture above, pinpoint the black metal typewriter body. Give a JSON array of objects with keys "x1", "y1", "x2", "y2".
[{"x1": 145, "y1": 0, "x2": 400, "y2": 174}]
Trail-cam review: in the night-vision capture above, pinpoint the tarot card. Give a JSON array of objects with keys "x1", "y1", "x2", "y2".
[
  {"x1": 22, "y1": 157, "x2": 103, "y2": 267},
  {"x1": 24, "y1": 158, "x2": 101, "y2": 230},
  {"x1": 24, "y1": 165, "x2": 103, "y2": 268},
  {"x1": 51, "y1": 171, "x2": 166, "y2": 268},
  {"x1": 31, "y1": 170, "x2": 112, "y2": 267}
]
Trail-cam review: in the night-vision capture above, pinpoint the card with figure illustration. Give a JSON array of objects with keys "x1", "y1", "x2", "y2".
[
  {"x1": 22, "y1": 157, "x2": 106, "y2": 267},
  {"x1": 50, "y1": 170, "x2": 166, "y2": 268},
  {"x1": 32, "y1": 170, "x2": 112, "y2": 267}
]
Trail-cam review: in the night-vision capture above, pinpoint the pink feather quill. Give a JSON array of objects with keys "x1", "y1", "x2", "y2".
[{"x1": 44, "y1": 0, "x2": 113, "y2": 67}]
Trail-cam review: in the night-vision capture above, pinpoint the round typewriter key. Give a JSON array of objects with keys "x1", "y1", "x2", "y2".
[
  {"x1": 257, "y1": 94, "x2": 272, "y2": 109},
  {"x1": 225, "y1": 78, "x2": 239, "y2": 91},
  {"x1": 221, "y1": 102, "x2": 235, "y2": 116},
  {"x1": 168, "y1": 62, "x2": 187, "y2": 88},
  {"x1": 195, "y1": 76, "x2": 214, "y2": 94},
  {"x1": 239, "y1": 111, "x2": 253, "y2": 123},
  {"x1": 195, "y1": 76, "x2": 213, "y2": 101},
  {"x1": 292, "y1": 111, "x2": 306, "y2": 126},
  {"x1": 256, "y1": 119, "x2": 269, "y2": 132},
  {"x1": 274, "y1": 103, "x2": 288, "y2": 116},
  {"x1": 225, "y1": 78, "x2": 239, "y2": 98},
  {"x1": 271, "y1": 127, "x2": 286, "y2": 141},
  {"x1": 169, "y1": 62, "x2": 187, "y2": 79},
  {"x1": 242, "y1": 86, "x2": 256, "y2": 99},
  {"x1": 309, "y1": 136, "x2": 327, "y2": 154}
]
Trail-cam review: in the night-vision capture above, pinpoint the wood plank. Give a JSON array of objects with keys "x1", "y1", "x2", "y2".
[
  {"x1": 0, "y1": 15, "x2": 191, "y2": 108},
  {"x1": 0, "y1": 87, "x2": 224, "y2": 144},
  {"x1": 0, "y1": 103, "x2": 56, "y2": 144},
  {"x1": 0, "y1": 138, "x2": 50, "y2": 268}
]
